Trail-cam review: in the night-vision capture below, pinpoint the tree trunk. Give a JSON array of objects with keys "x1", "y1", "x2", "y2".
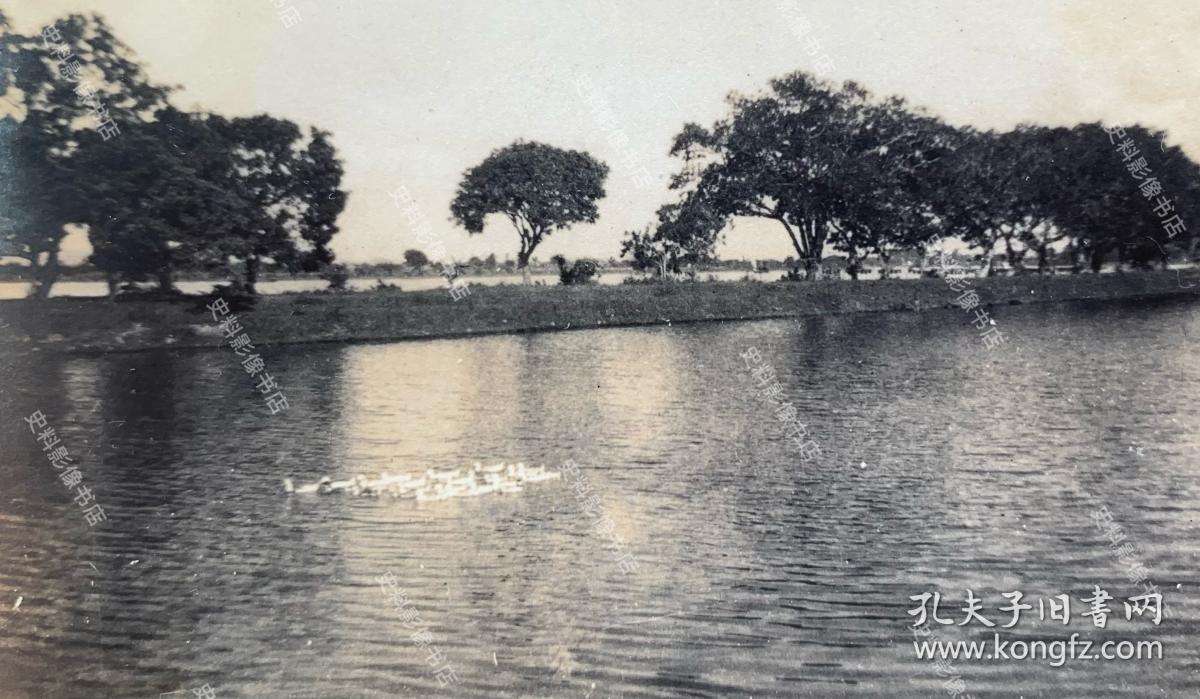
[
  {"x1": 919, "y1": 244, "x2": 934, "y2": 277},
  {"x1": 156, "y1": 266, "x2": 176, "y2": 292},
  {"x1": 803, "y1": 256, "x2": 819, "y2": 281},
  {"x1": 245, "y1": 255, "x2": 260, "y2": 295},
  {"x1": 980, "y1": 248, "x2": 996, "y2": 277},
  {"x1": 105, "y1": 271, "x2": 118, "y2": 299},
  {"x1": 1066, "y1": 241, "x2": 1083, "y2": 274},
  {"x1": 517, "y1": 251, "x2": 531, "y2": 285},
  {"x1": 846, "y1": 247, "x2": 861, "y2": 280},
  {"x1": 30, "y1": 249, "x2": 60, "y2": 300},
  {"x1": 1036, "y1": 244, "x2": 1050, "y2": 275},
  {"x1": 1089, "y1": 246, "x2": 1106, "y2": 273},
  {"x1": 807, "y1": 221, "x2": 827, "y2": 281},
  {"x1": 1005, "y1": 239, "x2": 1025, "y2": 275}
]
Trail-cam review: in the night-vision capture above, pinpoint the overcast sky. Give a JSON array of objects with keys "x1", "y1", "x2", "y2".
[{"x1": 8, "y1": 0, "x2": 1200, "y2": 264}]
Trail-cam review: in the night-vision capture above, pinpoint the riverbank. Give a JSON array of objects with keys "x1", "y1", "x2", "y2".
[{"x1": 0, "y1": 271, "x2": 1197, "y2": 354}]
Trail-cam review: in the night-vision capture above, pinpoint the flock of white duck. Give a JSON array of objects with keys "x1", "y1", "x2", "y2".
[{"x1": 283, "y1": 462, "x2": 561, "y2": 502}]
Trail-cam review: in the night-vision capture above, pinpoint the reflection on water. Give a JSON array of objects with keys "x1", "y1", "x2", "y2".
[{"x1": 0, "y1": 298, "x2": 1198, "y2": 697}]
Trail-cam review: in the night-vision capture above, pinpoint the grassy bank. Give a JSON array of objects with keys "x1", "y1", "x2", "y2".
[{"x1": 1, "y1": 271, "x2": 1197, "y2": 354}]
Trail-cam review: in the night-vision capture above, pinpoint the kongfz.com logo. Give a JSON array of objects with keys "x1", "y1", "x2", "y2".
[{"x1": 913, "y1": 633, "x2": 1163, "y2": 667}]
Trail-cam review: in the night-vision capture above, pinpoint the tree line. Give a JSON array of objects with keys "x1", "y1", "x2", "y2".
[
  {"x1": 3, "y1": 11, "x2": 1197, "y2": 300},
  {"x1": 452, "y1": 74, "x2": 1199, "y2": 283},
  {"x1": 0, "y1": 12, "x2": 347, "y2": 299}
]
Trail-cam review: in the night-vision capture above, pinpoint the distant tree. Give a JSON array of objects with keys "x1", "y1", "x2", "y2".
[
  {"x1": 320, "y1": 263, "x2": 349, "y2": 290},
  {"x1": 404, "y1": 249, "x2": 430, "y2": 271},
  {"x1": 466, "y1": 255, "x2": 484, "y2": 268},
  {"x1": 450, "y1": 141, "x2": 608, "y2": 283},
  {"x1": 484, "y1": 253, "x2": 497, "y2": 268}
]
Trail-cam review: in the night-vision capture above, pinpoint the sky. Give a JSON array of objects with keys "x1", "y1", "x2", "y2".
[{"x1": 6, "y1": 0, "x2": 1200, "y2": 265}]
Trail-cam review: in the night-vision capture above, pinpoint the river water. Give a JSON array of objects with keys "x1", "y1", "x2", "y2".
[{"x1": 0, "y1": 298, "x2": 1197, "y2": 697}]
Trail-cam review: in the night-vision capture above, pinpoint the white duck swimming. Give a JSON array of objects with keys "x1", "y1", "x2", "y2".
[
  {"x1": 285, "y1": 462, "x2": 562, "y2": 500},
  {"x1": 283, "y1": 476, "x2": 330, "y2": 495}
]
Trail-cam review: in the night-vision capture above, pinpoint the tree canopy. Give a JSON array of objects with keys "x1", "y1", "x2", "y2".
[
  {"x1": 657, "y1": 69, "x2": 1198, "y2": 279},
  {"x1": 0, "y1": 11, "x2": 347, "y2": 298},
  {"x1": 621, "y1": 195, "x2": 725, "y2": 278},
  {"x1": 1, "y1": 13, "x2": 173, "y2": 297},
  {"x1": 450, "y1": 141, "x2": 608, "y2": 282}
]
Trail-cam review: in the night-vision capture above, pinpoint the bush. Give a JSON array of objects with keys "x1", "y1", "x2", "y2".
[
  {"x1": 194, "y1": 282, "x2": 256, "y2": 313},
  {"x1": 115, "y1": 284, "x2": 188, "y2": 304},
  {"x1": 551, "y1": 255, "x2": 599, "y2": 285},
  {"x1": 321, "y1": 264, "x2": 350, "y2": 291}
]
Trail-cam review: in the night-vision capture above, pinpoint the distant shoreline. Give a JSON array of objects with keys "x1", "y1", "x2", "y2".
[{"x1": 1, "y1": 272, "x2": 1197, "y2": 354}]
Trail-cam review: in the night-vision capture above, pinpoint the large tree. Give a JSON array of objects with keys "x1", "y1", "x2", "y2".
[
  {"x1": 928, "y1": 126, "x2": 1064, "y2": 276},
  {"x1": 0, "y1": 13, "x2": 172, "y2": 297},
  {"x1": 1045, "y1": 123, "x2": 1193, "y2": 273},
  {"x1": 450, "y1": 141, "x2": 608, "y2": 283},
  {"x1": 670, "y1": 72, "x2": 950, "y2": 280},
  {"x1": 75, "y1": 111, "x2": 346, "y2": 294},
  {"x1": 73, "y1": 108, "x2": 246, "y2": 294},
  {"x1": 213, "y1": 118, "x2": 347, "y2": 291},
  {"x1": 291, "y1": 128, "x2": 348, "y2": 276},
  {"x1": 826, "y1": 96, "x2": 953, "y2": 279}
]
